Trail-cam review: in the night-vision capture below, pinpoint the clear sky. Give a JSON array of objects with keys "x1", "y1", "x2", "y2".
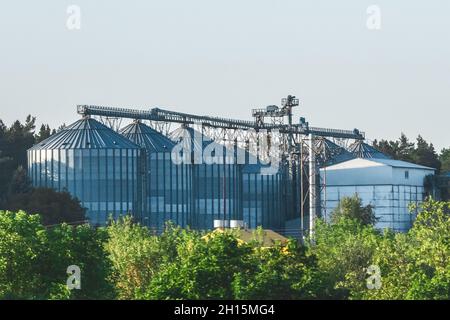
[{"x1": 0, "y1": 0, "x2": 449, "y2": 151}]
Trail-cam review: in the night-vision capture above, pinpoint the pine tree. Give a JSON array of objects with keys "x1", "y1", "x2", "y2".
[
  {"x1": 439, "y1": 148, "x2": 450, "y2": 173},
  {"x1": 8, "y1": 165, "x2": 32, "y2": 195},
  {"x1": 413, "y1": 135, "x2": 441, "y2": 171},
  {"x1": 397, "y1": 133, "x2": 415, "y2": 162},
  {"x1": 35, "y1": 124, "x2": 52, "y2": 143}
]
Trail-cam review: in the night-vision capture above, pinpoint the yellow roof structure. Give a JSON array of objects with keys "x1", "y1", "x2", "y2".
[{"x1": 202, "y1": 228, "x2": 288, "y2": 247}]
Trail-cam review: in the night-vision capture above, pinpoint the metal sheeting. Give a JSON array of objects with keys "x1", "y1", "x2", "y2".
[
  {"x1": 168, "y1": 125, "x2": 286, "y2": 231},
  {"x1": 29, "y1": 117, "x2": 138, "y2": 150},
  {"x1": 322, "y1": 184, "x2": 423, "y2": 232},
  {"x1": 192, "y1": 162, "x2": 243, "y2": 229},
  {"x1": 27, "y1": 118, "x2": 142, "y2": 226},
  {"x1": 242, "y1": 164, "x2": 285, "y2": 232},
  {"x1": 315, "y1": 138, "x2": 355, "y2": 166},
  {"x1": 347, "y1": 140, "x2": 390, "y2": 159},
  {"x1": 120, "y1": 121, "x2": 192, "y2": 231},
  {"x1": 169, "y1": 126, "x2": 243, "y2": 229},
  {"x1": 120, "y1": 120, "x2": 175, "y2": 153}
]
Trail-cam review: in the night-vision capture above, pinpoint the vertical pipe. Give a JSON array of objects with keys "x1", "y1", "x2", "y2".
[
  {"x1": 300, "y1": 137, "x2": 304, "y2": 241},
  {"x1": 323, "y1": 165, "x2": 327, "y2": 221},
  {"x1": 309, "y1": 134, "x2": 316, "y2": 242},
  {"x1": 223, "y1": 164, "x2": 226, "y2": 223}
]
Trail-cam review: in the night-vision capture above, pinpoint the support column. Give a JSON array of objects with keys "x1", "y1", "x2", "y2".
[{"x1": 308, "y1": 134, "x2": 317, "y2": 242}]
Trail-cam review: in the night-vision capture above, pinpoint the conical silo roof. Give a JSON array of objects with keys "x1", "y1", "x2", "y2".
[
  {"x1": 315, "y1": 138, "x2": 355, "y2": 166},
  {"x1": 120, "y1": 121, "x2": 175, "y2": 152},
  {"x1": 348, "y1": 140, "x2": 390, "y2": 159},
  {"x1": 29, "y1": 117, "x2": 140, "y2": 150}
]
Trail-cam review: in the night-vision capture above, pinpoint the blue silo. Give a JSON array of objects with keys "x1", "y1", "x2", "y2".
[
  {"x1": 120, "y1": 121, "x2": 193, "y2": 231},
  {"x1": 169, "y1": 125, "x2": 287, "y2": 232},
  {"x1": 242, "y1": 161, "x2": 286, "y2": 232},
  {"x1": 27, "y1": 117, "x2": 143, "y2": 225},
  {"x1": 169, "y1": 126, "x2": 244, "y2": 230}
]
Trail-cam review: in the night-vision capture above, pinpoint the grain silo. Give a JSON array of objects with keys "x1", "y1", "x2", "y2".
[
  {"x1": 347, "y1": 140, "x2": 390, "y2": 159},
  {"x1": 168, "y1": 125, "x2": 287, "y2": 232},
  {"x1": 169, "y1": 126, "x2": 243, "y2": 230},
  {"x1": 242, "y1": 161, "x2": 286, "y2": 232},
  {"x1": 120, "y1": 120, "x2": 192, "y2": 231},
  {"x1": 27, "y1": 117, "x2": 142, "y2": 225}
]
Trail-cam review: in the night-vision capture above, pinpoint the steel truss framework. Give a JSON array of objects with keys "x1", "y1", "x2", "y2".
[{"x1": 77, "y1": 96, "x2": 365, "y2": 238}]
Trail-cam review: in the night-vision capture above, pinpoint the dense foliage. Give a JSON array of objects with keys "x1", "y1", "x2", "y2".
[
  {"x1": 3, "y1": 188, "x2": 86, "y2": 226},
  {"x1": 373, "y1": 133, "x2": 449, "y2": 200},
  {"x1": 0, "y1": 211, "x2": 112, "y2": 299},
  {"x1": 0, "y1": 117, "x2": 85, "y2": 225},
  {"x1": 373, "y1": 133, "x2": 442, "y2": 172},
  {"x1": 0, "y1": 197, "x2": 449, "y2": 300}
]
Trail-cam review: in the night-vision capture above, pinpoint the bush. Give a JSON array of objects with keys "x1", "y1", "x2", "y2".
[{"x1": 0, "y1": 210, "x2": 112, "y2": 299}]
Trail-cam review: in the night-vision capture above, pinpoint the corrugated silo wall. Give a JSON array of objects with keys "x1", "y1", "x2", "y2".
[
  {"x1": 28, "y1": 147, "x2": 142, "y2": 226},
  {"x1": 191, "y1": 162, "x2": 243, "y2": 230},
  {"x1": 242, "y1": 169, "x2": 285, "y2": 232},
  {"x1": 145, "y1": 150, "x2": 192, "y2": 232}
]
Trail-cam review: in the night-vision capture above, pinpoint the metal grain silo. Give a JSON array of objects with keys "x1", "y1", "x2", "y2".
[
  {"x1": 169, "y1": 126, "x2": 243, "y2": 230},
  {"x1": 347, "y1": 140, "x2": 390, "y2": 159},
  {"x1": 242, "y1": 160, "x2": 286, "y2": 232},
  {"x1": 27, "y1": 117, "x2": 142, "y2": 225},
  {"x1": 120, "y1": 121, "x2": 192, "y2": 231}
]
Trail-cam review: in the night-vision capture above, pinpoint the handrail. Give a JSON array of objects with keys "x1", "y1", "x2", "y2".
[{"x1": 77, "y1": 104, "x2": 364, "y2": 140}]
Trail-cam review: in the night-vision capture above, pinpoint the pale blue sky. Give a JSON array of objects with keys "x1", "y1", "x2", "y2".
[{"x1": 0, "y1": 1, "x2": 449, "y2": 150}]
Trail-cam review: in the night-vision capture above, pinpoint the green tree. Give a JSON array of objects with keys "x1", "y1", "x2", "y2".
[
  {"x1": 232, "y1": 238, "x2": 320, "y2": 300},
  {"x1": 0, "y1": 210, "x2": 114, "y2": 300},
  {"x1": 4, "y1": 116, "x2": 36, "y2": 170},
  {"x1": 0, "y1": 116, "x2": 36, "y2": 200},
  {"x1": 7, "y1": 165, "x2": 32, "y2": 195},
  {"x1": 373, "y1": 133, "x2": 414, "y2": 162},
  {"x1": 397, "y1": 133, "x2": 415, "y2": 162},
  {"x1": 373, "y1": 139, "x2": 399, "y2": 159},
  {"x1": 413, "y1": 135, "x2": 441, "y2": 171},
  {"x1": 439, "y1": 148, "x2": 450, "y2": 173},
  {"x1": 373, "y1": 134, "x2": 443, "y2": 172},
  {"x1": 147, "y1": 229, "x2": 249, "y2": 299},
  {"x1": 3, "y1": 188, "x2": 86, "y2": 226},
  {"x1": 44, "y1": 224, "x2": 114, "y2": 299},
  {"x1": 310, "y1": 217, "x2": 381, "y2": 299},
  {"x1": 105, "y1": 216, "x2": 162, "y2": 299},
  {"x1": 362, "y1": 199, "x2": 450, "y2": 300},
  {"x1": 0, "y1": 211, "x2": 48, "y2": 299},
  {"x1": 331, "y1": 195, "x2": 378, "y2": 226},
  {"x1": 35, "y1": 124, "x2": 54, "y2": 143}
]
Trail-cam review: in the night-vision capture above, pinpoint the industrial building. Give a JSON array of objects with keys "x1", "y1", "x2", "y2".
[
  {"x1": 27, "y1": 96, "x2": 436, "y2": 235},
  {"x1": 320, "y1": 154, "x2": 435, "y2": 232}
]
